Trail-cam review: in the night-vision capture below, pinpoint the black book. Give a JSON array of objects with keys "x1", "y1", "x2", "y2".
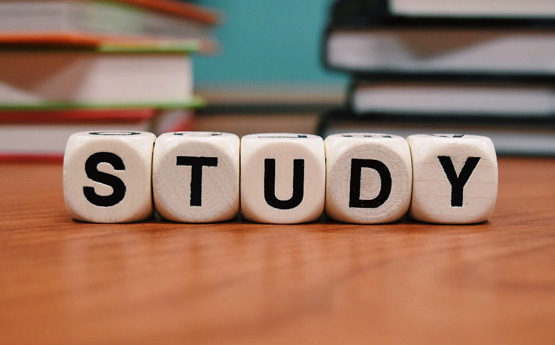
[
  {"x1": 347, "y1": 78, "x2": 555, "y2": 118},
  {"x1": 316, "y1": 107, "x2": 555, "y2": 156},
  {"x1": 322, "y1": 0, "x2": 555, "y2": 80}
]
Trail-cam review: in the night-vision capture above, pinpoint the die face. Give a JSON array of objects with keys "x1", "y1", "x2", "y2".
[
  {"x1": 152, "y1": 131, "x2": 240, "y2": 223},
  {"x1": 325, "y1": 133, "x2": 412, "y2": 224},
  {"x1": 241, "y1": 133, "x2": 325, "y2": 224},
  {"x1": 407, "y1": 134, "x2": 498, "y2": 224},
  {"x1": 63, "y1": 131, "x2": 156, "y2": 223}
]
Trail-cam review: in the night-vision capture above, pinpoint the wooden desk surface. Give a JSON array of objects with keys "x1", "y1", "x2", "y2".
[{"x1": 0, "y1": 157, "x2": 554, "y2": 345}]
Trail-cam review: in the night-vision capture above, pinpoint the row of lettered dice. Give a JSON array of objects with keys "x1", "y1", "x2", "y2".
[{"x1": 63, "y1": 131, "x2": 498, "y2": 224}]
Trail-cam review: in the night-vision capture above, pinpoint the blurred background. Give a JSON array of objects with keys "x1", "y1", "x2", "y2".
[
  {"x1": 191, "y1": 0, "x2": 555, "y2": 156},
  {"x1": 192, "y1": 0, "x2": 345, "y2": 88},
  {"x1": 0, "y1": 0, "x2": 553, "y2": 158},
  {"x1": 190, "y1": 0, "x2": 346, "y2": 136}
]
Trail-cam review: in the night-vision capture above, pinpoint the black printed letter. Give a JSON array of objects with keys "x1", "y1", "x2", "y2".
[
  {"x1": 177, "y1": 156, "x2": 218, "y2": 207},
  {"x1": 264, "y1": 159, "x2": 304, "y2": 209},
  {"x1": 438, "y1": 156, "x2": 480, "y2": 207},
  {"x1": 349, "y1": 159, "x2": 392, "y2": 208},
  {"x1": 83, "y1": 152, "x2": 126, "y2": 207}
]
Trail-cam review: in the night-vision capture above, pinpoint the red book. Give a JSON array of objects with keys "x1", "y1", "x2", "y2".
[{"x1": 0, "y1": 108, "x2": 195, "y2": 162}]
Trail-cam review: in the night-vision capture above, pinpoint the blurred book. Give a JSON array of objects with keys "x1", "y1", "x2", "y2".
[
  {"x1": 317, "y1": 108, "x2": 555, "y2": 156},
  {"x1": 320, "y1": 0, "x2": 555, "y2": 156},
  {"x1": 0, "y1": 42, "x2": 201, "y2": 161},
  {"x1": 349, "y1": 80, "x2": 555, "y2": 117},
  {"x1": 388, "y1": 0, "x2": 555, "y2": 18},
  {"x1": 324, "y1": 0, "x2": 555, "y2": 79},
  {"x1": 325, "y1": 27, "x2": 555, "y2": 79},
  {"x1": 0, "y1": 43, "x2": 202, "y2": 109},
  {"x1": 0, "y1": 0, "x2": 219, "y2": 51},
  {"x1": 194, "y1": 85, "x2": 343, "y2": 137},
  {"x1": 0, "y1": 0, "x2": 219, "y2": 161},
  {"x1": 0, "y1": 108, "x2": 194, "y2": 161}
]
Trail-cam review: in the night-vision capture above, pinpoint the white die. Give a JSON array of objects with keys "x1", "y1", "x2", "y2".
[
  {"x1": 241, "y1": 133, "x2": 325, "y2": 224},
  {"x1": 63, "y1": 131, "x2": 156, "y2": 223},
  {"x1": 407, "y1": 134, "x2": 498, "y2": 224},
  {"x1": 152, "y1": 132, "x2": 240, "y2": 223},
  {"x1": 325, "y1": 133, "x2": 412, "y2": 224}
]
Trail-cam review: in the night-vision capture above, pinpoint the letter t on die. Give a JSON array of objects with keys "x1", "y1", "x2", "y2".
[{"x1": 153, "y1": 132, "x2": 240, "y2": 223}]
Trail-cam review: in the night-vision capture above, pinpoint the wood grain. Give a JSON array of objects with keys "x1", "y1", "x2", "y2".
[{"x1": 0, "y1": 157, "x2": 554, "y2": 345}]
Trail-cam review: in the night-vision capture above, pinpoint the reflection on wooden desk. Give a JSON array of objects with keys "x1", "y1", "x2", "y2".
[{"x1": 0, "y1": 157, "x2": 554, "y2": 345}]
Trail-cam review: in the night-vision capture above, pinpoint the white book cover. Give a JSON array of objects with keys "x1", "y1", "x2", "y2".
[
  {"x1": 327, "y1": 29, "x2": 555, "y2": 75},
  {"x1": 0, "y1": 0, "x2": 218, "y2": 46},
  {"x1": 351, "y1": 82, "x2": 555, "y2": 116},
  {"x1": 0, "y1": 47, "x2": 195, "y2": 108},
  {"x1": 0, "y1": 108, "x2": 195, "y2": 160},
  {"x1": 390, "y1": 0, "x2": 555, "y2": 18}
]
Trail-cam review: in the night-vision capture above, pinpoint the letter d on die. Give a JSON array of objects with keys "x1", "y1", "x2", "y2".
[{"x1": 325, "y1": 133, "x2": 412, "y2": 224}]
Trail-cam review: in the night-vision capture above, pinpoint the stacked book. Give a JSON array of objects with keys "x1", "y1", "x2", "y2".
[
  {"x1": 0, "y1": 0, "x2": 218, "y2": 161},
  {"x1": 318, "y1": 0, "x2": 555, "y2": 156}
]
